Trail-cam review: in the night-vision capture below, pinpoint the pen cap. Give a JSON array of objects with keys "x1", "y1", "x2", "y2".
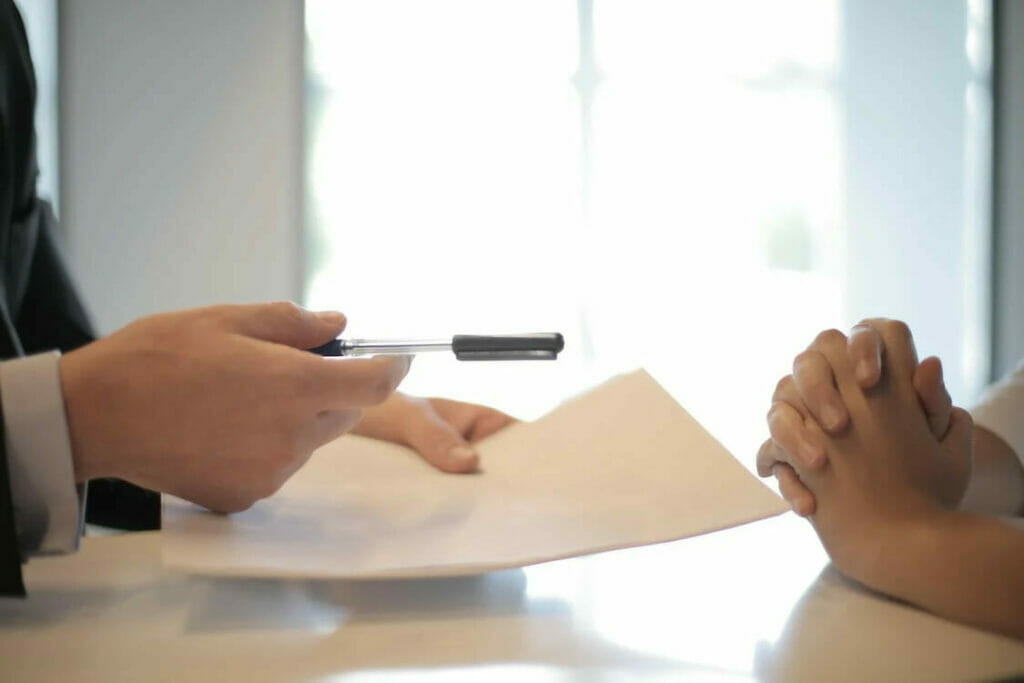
[{"x1": 452, "y1": 333, "x2": 564, "y2": 360}]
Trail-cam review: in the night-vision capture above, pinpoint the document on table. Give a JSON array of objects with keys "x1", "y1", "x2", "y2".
[{"x1": 161, "y1": 369, "x2": 789, "y2": 578}]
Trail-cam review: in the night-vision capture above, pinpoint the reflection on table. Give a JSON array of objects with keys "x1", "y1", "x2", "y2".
[{"x1": 1, "y1": 515, "x2": 1022, "y2": 682}]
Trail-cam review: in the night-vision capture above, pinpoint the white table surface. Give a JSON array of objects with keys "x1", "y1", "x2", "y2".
[{"x1": 2, "y1": 514, "x2": 1023, "y2": 682}]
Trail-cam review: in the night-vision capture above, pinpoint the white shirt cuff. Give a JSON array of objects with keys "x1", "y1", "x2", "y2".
[
  {"x1": 971, "y1": 359, "x2": 1024, "y2": 473},
  {"x1": 0, "y1": 351, "x2": 84, "y2": 556}
]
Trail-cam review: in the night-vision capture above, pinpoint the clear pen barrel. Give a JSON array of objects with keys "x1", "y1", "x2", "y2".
[{"x1": 340, "y1": 339, "x2": 452, "y2": 357}]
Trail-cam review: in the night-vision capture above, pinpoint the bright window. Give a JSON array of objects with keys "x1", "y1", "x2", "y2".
[{"x1": 305, "y1": 1, "x2": 990, "y2": 471}]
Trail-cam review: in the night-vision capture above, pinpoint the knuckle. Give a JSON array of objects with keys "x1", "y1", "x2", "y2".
[
  {"x1": 191, "y1": 305, "x2": 233, "y2": 331},
  {"x1": 766, "y1": 404, "x2": 790, "y2": 435},
  {"x1": 796, "y1": 360, "x2": 833, "y2": 396},
  {"x1": 888, "y1": 319, "x2": 912, "y2": 344},
  {"x1": 792, "y1": 350, "x2": 824, "y2": 377},
  {"x1": 272, "y1": 300, "x2": 306, "y2": 323},
  {"x1": 812, "y1": 328, "x2": 846, "y2": 350},
  {"x1": 774, "y1": 375, "x2": 794, "y2": 398}
]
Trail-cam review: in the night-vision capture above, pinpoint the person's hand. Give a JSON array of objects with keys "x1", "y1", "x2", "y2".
[
  {"x1": 352, "y1": 393, "x2": 517, "y2": 472},
  {"x1": 774, "y1": 323, "x2": 973, "y2": 583},
  {"x1": 59, "y1": 302, "x2": 411, "y2": 513},
  {"x1": 757, "y1": 319, "x2": 954, "y2": 515}
]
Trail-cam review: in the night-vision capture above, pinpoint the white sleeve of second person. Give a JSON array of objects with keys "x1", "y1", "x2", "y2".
[
  {"x1": 0, "y1": 351, "x2": 85, "y2": 556},
  {"x1": 971, "y1": 359, "x2": 1024, "y2": 470}
]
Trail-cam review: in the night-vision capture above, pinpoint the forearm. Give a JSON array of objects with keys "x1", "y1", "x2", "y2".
[
  {"x1": 868, "y1": 512, "x2": 1024, "y2": 640},
  {"x1": 960, "y1": 426, "x2": 1024, "y2": 517}
]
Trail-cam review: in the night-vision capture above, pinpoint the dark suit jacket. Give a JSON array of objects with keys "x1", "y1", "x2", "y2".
[{"x1": 1, "y1": 0, "x2": 158, "y2": 597}]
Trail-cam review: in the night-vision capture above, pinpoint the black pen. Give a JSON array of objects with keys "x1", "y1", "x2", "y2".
[{"x1": 309, "y1": 333, "x2": 564, "y2": 360}]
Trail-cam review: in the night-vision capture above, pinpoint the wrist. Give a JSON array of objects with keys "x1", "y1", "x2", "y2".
[
  {"x1": 59, "y1": 349, "x2": 115, "y2": 482},
  {"x1": 856, "y1": 508, "x2": 954, "y2": 597}
]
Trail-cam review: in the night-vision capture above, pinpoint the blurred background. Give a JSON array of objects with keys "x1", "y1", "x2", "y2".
[{"x1": 16, "y1": 0, "x2": 1024, "y2": 476}]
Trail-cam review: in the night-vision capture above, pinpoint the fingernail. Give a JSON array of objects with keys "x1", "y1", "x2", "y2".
[
  {"x1": 449, "y1": 445, "x2": 479, "y2": 467},
  {"x1": 316, "y1": 311, "x2": 346, "y2": 327},
  {"x1": 449, "y1": 445, "x2": 476, "y2": 460}
]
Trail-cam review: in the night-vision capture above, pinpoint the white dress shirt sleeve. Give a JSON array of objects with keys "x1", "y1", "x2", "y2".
[
  {"x1": 971, "y1": 359, "x2": 1024, "y2": 470},
  {"x1": 0, "y1": 351, "x2": 84, "y2": 556}
]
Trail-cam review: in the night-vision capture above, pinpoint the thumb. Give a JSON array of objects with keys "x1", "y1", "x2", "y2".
[
  {"x1": 219, "y1": 301, "x2": 346, "y2": 349},
  {"x1": 405, "y1": 410, "x2": 481, "y2": 474},
  {"x1": 913, "y1": 356, "x2": 952, "y2": 438}
]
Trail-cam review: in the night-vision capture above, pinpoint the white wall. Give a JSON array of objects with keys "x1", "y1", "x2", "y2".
[
  {"x1": 14, "y1": 0, "x2": 59, "y2": 210},
  {"x1": 60, "y1": 0, "x2": 304, "y2": 334}
]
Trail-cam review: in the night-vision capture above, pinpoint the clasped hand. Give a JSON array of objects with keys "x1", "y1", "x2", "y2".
[{"x1": 757, "y1": 319, "x2": 973, "y2": 582}]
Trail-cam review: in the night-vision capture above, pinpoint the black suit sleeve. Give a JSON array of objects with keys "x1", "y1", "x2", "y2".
[
  {"x1": 0, "y1": 0, "x2": 32, "y2": 598},
  {"x1": 0, "y1": 389, "x2": 25, "y2": 596},
  {"x1": 14, "y1": 201, "x2": 94, "y2": 355}
]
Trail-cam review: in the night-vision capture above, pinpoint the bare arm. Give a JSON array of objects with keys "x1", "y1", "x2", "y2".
[{"x1": 871, "y1": 511, "x2": 1024, "y2": 640}]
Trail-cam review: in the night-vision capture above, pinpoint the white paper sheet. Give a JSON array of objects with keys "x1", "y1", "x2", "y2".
[{"x1": 162, "y1": 369, "x2": 788, "y2": 578}]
